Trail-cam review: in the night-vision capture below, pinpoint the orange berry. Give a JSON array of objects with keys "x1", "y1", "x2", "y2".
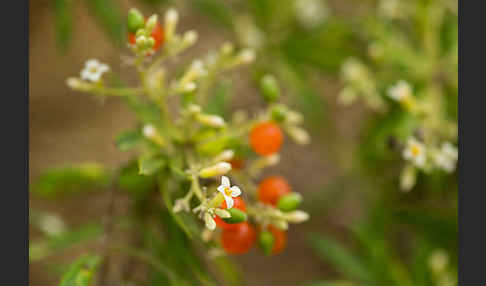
[
  {"x1": 221, "y1": 222, "x2": 256, "y2": 255},
  {"x1": 128, "y1": 20, "x2": 164, "y2": 51},
  {"x1": 215, "y1": 197, "x2": 246, "y2": 230},
  {"x1": 257, "y1": 176, "x2": 291, "y2": 206},
  {"x1": 249, "y1": 121, "x2": 283, "y2": 156},
  {"x1": 228, "y1": 158, "x2": 245, "y2": 170},
  {"x1": 268, "y1": 225, "x2": 287, "y2": 255}
]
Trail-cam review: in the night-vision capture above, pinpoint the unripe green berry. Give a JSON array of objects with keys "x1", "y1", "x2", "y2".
[
  {"x1": 270, "y1": 105, "x2": 288, "y2": 123},
  {"x1": 222, "y1": 208, "x2": 247, "y2": 224},
  {"x1": 258, "y1": 230, "x2": 275, "y2": 255},
  {"x1": 277, "y1": 192, "x2": 302, "y2": 212},
  {"x1": 260, "y1": 74, "x2": 280, "y2": 102},
  {"x1": 127, "y1": 8, "x2": 144, "y2": 34}
]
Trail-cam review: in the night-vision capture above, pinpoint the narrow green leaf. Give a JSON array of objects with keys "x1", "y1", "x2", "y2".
[
  {"x1": 139, "y1": 155, "x2": 166, "y2": 176},
  {"x1": 32, "y1": 163, "x2": 111, "y2": 197},
  {"x1": 83, "y1": 0, "x2": 124, "y2": 44},
  {"x1": 308, "y1": 233, "x2": 369, "y2": 283},
  {"x1": 53, "y1": 0, "x2": 74, "y2": 51},
  {"x1": 59, "y1": 255, "x2": 101, "y2": 286}
]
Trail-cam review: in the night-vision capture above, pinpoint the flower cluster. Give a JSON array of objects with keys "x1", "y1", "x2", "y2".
[
  {"x1": 67, "y1": 7, "x2": 309, "y2": 257},
  {"x1": 337, "y1": 0, "x2": 457, "y2": 191}
]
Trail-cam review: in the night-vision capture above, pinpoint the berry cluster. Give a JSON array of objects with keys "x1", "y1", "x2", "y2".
[{"x1": 66, "y1": 7, "x2": 310, "y2": 258}]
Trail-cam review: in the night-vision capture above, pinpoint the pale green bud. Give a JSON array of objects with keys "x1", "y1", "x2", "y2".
[{"x1": 199, "y1": 162, "x2": 232, "y2": 178}]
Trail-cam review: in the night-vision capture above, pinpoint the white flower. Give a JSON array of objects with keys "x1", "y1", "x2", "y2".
[
  {"x1": 216, "y1": 176, "x2": 242, "y2": 209},
  {"x1": 80, "y1": 59, "x2": 109, "y2": 82},
  {"x1": 403, "y1": 137, "x2": 426, "y2": 168},
  {"x1": 388, "y1": 80, "x2": 412, "y2": 102},
  {"x1": 142, "y1": 124, "x2": 157, "y2": 138},
  {"x1": 434, "y1": 142, "x2": 458, "y2": 173}
]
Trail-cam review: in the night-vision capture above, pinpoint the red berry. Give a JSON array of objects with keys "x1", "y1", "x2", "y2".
[
  {"x1": 215, "y1": 197, "x2": 247, "y2": 230},
  {"x1": 128, "y1": 20, "x2": 164, "y2": 51},
  {"x1": 221, "y1": 222, "x2": 256, "y2": 255},
  {"x1": 257, "y1": 176, "x2": 292, "y2": 206},
  {"x1": 268, "y1": 225, "x2": 287, "y2": 255},
  {"x1": 228, "y1": 158, "x2": 245, "y2": 170},
  {"x1": 249, "y1": 121, "x2": 283, "y2": 156}
]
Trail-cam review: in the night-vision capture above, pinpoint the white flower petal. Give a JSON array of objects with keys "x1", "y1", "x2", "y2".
[
  {"x1": 230, "y1": 186, "x2": 241, "y2": 197},
  {"x1": 224, "y1": 195, "x2": 234, "y2": 209},
  {"x1": 85, "y1": 59, "x2": 99, "y2": 67},
  {"x1": 217, "y1": 185, "x2": 226, "y2": 193},
  {"x1": 221, "y1": 176, "x2": 230, "y2": 188}
]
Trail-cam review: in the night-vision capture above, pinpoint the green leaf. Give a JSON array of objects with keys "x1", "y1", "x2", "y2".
[
  {"x1": 83, "y1": 0, "x2": 124, "y2": 44},
  {"x1": 308, "y1": 233, "x2": 369, "y2": 283},
  {"x1": 139, "y1": 155, "x2": 167, "y2": 176},
  {"x1": 117, "y1": 161, "x2": 157, "y2": 195},
  {"x1": 115, "y1": 129, "x2": 143, "y2": 151},
  {"x1": 59, "y1": 255, "x2": 101, "y2": 286},
  {"x1": 53, "y1": 0, "x2": 74, "y2": 51},
  {"x1": 32, "y1": 163, "x2": 111, "y2": 197},
  {"x1": 203, "y1": 80, "x2": 233, "y2": 117}
]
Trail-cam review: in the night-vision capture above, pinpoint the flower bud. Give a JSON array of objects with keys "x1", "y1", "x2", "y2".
[
  {"x1": 428, "y1": 249, "x2": 449, "y2": 274},
  {"x1": 173, "y1": 198, "x2": 189, "y2": 213},
  {"x1": 286, "y1": 110, "x2": 304, "y2": 125},
  {"x1": 214, "y1": 208, "x2": 231, "y2": 219},
  {"x1": 142, "y1": 124, "x2": 157, "y2": 138},
  {"x1": 66, "y1": 77, "x2": 89, "y2": 91},
  {"x1": 284, "y1": 210, "x2": 310, "y2": 223},
  {"x1": 277, "y1": 193, "x2": 303, "y2": 212},
  {"x1": 260, "y1": 74, "x2": 280, "y2": 102},
  {"x1": 286, "y1": 126, "x2": 311, "y2": 145},
  {"x1": 197, "y1": 114, "x2": 226, "y2": 128},
  {"x1": 213, "y1": 150, "x2": 235, "y2": 163},
  {"x1": 400, "y1": 164, "x2": 417, "y2": 192},
  {"x1": 199, "y1": 162, "x2": 232, "y2": 178},
  {"x1": 182, "y1": 30, "x2": 198, "y2": 46},
  {"x1": 182, "y1": 82, "x2": 197, "y2": 93},
  {"x1": 204, "y1": 212, "x2": 216, "y2": 230},
  {"x1": 187, "y1": 104, "x2": 202, "y2": 114},
  {"x1": 127, "y1": 8, "x2": 145, "y2": 34},
  {"x1": 258, "y1": 230, "x2": 275, "y2": 255},
  {"x1": 222, "y1": 208, "x2": 247, "y2": 224},
  {"x1": 164, "y1": 8, "x2": 178, "y2": 42},
  {"x1": 238, "y1": 49, "x2": 256, "y2": 64},
  {"x1": 145, "y1": 15, "x2": 158, "y2": 34}
]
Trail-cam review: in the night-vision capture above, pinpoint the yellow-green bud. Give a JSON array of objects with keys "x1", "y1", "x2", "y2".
[
  {"x1": 204, "y1": 212, "x2": 216, "y2": 230},
  {"x1": 214, "y1": 208, "x2": 231, "y2": 219},
  {"x1": 260, "y1": 74, "x2": 280, "y2": 102},
  {"x1": 199, "y1": 162, "x2": 232, "y2": 178},
  {"x1": 127, "y1": 8, "x2": 144, "y2": 34},
  {"x1": 145, "y1": 14, "x2": 158, "y2": 34}
]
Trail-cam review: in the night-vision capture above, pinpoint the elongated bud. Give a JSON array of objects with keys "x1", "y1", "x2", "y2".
[
  {"x1": 258, "y1": 230, "x2": 275, "y2": 255},
  {"x1": 260, "y1": 74, "x2": 280, "y2": 102},
  {"x1": 164, "y1": 8, "x2": 178, "y2": 42},
  {"x1": 127, "y1": 8, "x2": 144, "y2": 33},
  {"x1": 286, "y1": 126, "x2": 310, "y2": 145},
  {"x1": 214, "y1": 208, "x2": 231, "y2": 219},
  {"x1": 400, "y1": 164, "x2": 417, "y2": 192},
  {"x1": 142, "y1": 124, "x2": 165, "y2": 146},
  {"x1": 145, "y1": 14, "x2": 158, "y2": 34},
  {"x1": 286, "y1": 110, "x2": 304, "y2": 125},
  {"x1": 277, "y1": 193, "x2": 303, "y2": 212},
  {"x1": 199, "y1": 162, "x2": 232, "y2": 178},
  {"x1": 197, "y1": 114, "x2": 226, "y2": 128},
  {"x1": 204, "y1": 212, "x2": 216, "y2": 230},
  {"x1": 284, "y1": 210, "x2": 309, "y2": 223},
  {"x1": 213, "y1": 150, "x2": 235, "y2": 163},
  {"x1": 66, "y1": 77, "x2": 90, "y2": 91},
  {"x1": 182, "y1": 82, "x2": 197, "y2": 93},
  {"x1": 222, "y1": 208, "x2": 247, "y2": 224}
]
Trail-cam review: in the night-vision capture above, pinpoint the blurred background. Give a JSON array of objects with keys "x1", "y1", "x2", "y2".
[{"x1": 29, "y1": 0, "x2": 458, "y2": 285}]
